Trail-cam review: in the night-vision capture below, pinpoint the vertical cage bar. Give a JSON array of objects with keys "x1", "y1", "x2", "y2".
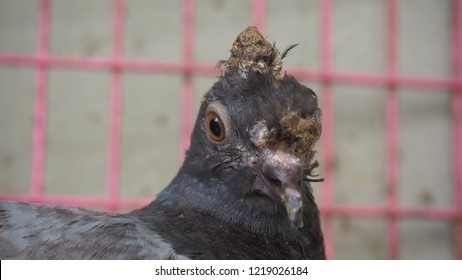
[
  {"x1": 30, "y1": 0, "x2": 50, "y2": 199},
  {"x1": 385, "y1": 0, "x2": 400, "y2": 260},
  {"x1": 106, "y1": 0, "x2": 125, "y2": 212},
  {"x1": 451, "y1": 0, "x2": 462, "y2": 259},
  {"x1": 319, "y1": 0, "x2": 334, "y2": 260},
  {"x1": 252, "y1": 0, "x2": 266, "y2": 34},
  {"x1": 179, "y1": 0, "x2": 195, "y2": 163}
]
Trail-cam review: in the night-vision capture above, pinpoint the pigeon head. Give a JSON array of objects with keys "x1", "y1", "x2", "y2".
[{"x1": 166, "y1": 27, "x2": 322, "y2": 237}]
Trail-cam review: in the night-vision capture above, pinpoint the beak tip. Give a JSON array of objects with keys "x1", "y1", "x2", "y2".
[
  {"x1": 290, "y1": 219, "x2": 304, "y2": 230},
  {"x1": 288, "y1": 209, "x2": 304, "y2": 229}
]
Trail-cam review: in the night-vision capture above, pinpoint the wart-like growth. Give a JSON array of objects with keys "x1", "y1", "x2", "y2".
[{"x1": 224, "y1": 26, "x2": 284, "y2": 80}]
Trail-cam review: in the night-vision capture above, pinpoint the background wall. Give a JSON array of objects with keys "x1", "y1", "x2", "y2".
[{"x1": 0, "y1": 0, "x2": 460, "y2": 259}]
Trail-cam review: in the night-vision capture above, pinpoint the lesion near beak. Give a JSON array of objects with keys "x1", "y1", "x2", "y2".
[{"x1": 283, "y1": 185, "x2": 304, "y2": 229}]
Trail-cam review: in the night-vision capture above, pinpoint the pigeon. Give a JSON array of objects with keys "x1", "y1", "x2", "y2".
[{"x1": 0, "y1": 26, "x2": 325, "y2": 259}]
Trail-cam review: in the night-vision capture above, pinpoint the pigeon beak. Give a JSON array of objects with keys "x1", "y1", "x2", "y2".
[
  {"x1": 283, "y1": 184, "x2": 304, "y2": 229},
  {"x1": 262, "y1": 151, "x2": 304, "y2": 229}
]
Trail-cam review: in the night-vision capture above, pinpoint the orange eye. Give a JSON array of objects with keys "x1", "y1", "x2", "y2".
[{"x1": 206, "y1": 112, "x2": 225, "y2": 142}]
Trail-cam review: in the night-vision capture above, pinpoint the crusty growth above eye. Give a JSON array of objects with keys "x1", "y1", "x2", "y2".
[{"x1": 280, "y1": 111, "x2": 322, "y2": 156}]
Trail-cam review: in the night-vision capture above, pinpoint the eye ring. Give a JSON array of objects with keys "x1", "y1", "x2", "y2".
[{"x1": 206, "y1": 112, "x2": 225, "y2": 142}]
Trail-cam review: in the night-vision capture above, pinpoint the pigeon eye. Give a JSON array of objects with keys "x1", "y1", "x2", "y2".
[{"x1": 206, "y1": 112, "x2": 225, "y2": 142}]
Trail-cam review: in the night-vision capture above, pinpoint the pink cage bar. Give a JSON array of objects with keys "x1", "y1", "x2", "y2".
[{"x1": 0, "y1": 0, "x2": 461, "y2": 259}]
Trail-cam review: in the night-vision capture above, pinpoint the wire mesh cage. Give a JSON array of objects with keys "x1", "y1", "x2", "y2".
[{"x1": 0, "y1": 0, "x2": 461, "y2": 259}]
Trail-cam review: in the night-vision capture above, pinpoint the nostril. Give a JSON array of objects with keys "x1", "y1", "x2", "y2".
[
  {"x1": 265, "y1": 168, "x2": 283, "y2": 188},
  {"x1": 269, "y1": 178, "x2": 282, "y2": 188}
]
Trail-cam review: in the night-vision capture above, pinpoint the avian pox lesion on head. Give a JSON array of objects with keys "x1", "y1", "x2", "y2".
[
  {"x1": 220, "y1": 26, "x2": 297, "y2": 82},
  {"x1": 280, "y1": 111, "x2": 322, "y2": 157}
]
